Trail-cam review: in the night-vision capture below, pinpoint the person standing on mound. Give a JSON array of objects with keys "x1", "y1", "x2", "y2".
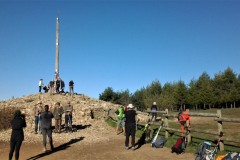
[
  {"x1": 53, "y1": 102, "x2": 63, "y2": 133},
  {"x1": 33, "y1": 101, "x2": 43, "y2": 134},
  {"x1": 64, "y1": 101, "x2": 73, "y2": 132},
  {"x1": 9, "y1": 110, "x2": 26, "y2": 160},
  {"x1": 38, "y1": 79, "x2": 44, "y2": 93},
  {"x1": 40, "y1": 105, "x2": 54, "y2": 152},
  {"x1": 124, "y1": 104, "x2": 137, "y2": 151}
]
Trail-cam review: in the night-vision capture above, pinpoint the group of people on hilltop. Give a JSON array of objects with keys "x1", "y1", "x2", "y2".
[
  {"x1": 39, "y1": 79, "x2": 74, "y2": 96},
  {"x1": 33, "y1": 101, "x2": 74, "y2": 134},
  {"x1": 9, "y1": 100, "x2": 74, "y2": 159}
]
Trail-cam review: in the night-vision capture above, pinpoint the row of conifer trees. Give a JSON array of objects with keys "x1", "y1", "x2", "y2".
[{"x1": 99, "y1": 67, "x2": 240, "y2": 111}]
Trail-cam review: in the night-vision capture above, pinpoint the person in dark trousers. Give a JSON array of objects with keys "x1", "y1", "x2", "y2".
[
  {"x1": 56, "y1": 79, "x2": 61, "y2": 93},
  {"x1": 40, "y1": 105, "x2": 54, "y2": 152},
  {"x1": 53, "y1": 102, "x2": 63, "y2": 133},
  {"x1": 32, "y1": 101, "x2": 43, "y2": 134},
  {"x1": 9, "y1": 110, "x2": 26, "y2": 160},
  {"x1": 151, "y1": 102, "x2": 158, "y2": 121},
  {"x1": 125, "y1": 104, "x2": 137, "y2": 151},
  {"x1": 69, "y1": 80, "x2": 74, "y2": 96},
  {"x1": 64, "y1": 101, "x2": 73, "y2": 132},
  {"x1": 38, "y1": 79, "x2": 44, "y2": 93},
  {"x1": 60, "y1": 80, "x2": 65, "y2": 93}
]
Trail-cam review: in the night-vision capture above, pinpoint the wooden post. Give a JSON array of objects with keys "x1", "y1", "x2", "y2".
[
  {"x1": 217, "y1": 110, "x2": 224, "y2": 151},
  {"x1": 186, "y1": 119, "x2": 191, "y2": 144},
  {"x1": 185, "y1": 109, "x2": 191, "y2": 143},
  {"x1": 164, "y1": 109, "x2": 169, "y2": 139}
]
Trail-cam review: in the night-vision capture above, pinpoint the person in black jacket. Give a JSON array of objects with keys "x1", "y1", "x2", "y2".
[
  {"x1": 69, "y1": 80, "x2": 74, "y2": 96},
  {"x1": 40, "y1": 105, "x2": 54, "y2": 152},
  {"x1": 9, "y1": 110, "x2": 26, "y2": 160},
  {"x1": 125, "y1": 104, "x2": 137, "y2": 151}
]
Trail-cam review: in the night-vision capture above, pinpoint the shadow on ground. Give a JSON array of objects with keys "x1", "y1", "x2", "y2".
[{"x1": 26, "y1": 137, "x2": 84, "y2": 160}]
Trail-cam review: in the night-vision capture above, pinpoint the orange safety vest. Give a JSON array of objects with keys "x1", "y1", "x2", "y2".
[{"x1": 178, "y1": 110, "x2": 190, "y2": 124}]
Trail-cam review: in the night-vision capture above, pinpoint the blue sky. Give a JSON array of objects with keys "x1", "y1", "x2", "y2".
[{"x1": 0, "y1": 0, "x2": 240, "y2": 101}]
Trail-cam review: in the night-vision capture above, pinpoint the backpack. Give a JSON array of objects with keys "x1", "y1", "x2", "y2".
[
  {"x1": 172, "y1": 137, "x2": 186, "y2": 154},
  {"x1": 152, "y1": 137, "x2": 167, "y2": 148},
  {"x1": 222, "y1": 152, "x2": 240, "y2": 160},
  {"x1": 195, "y1": 141, "x2": 211, "y2": 160}
]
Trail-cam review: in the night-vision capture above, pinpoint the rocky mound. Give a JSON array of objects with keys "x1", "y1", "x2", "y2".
[{"x1": 0, "y1": 93, "x2": 119, "y2": 145}]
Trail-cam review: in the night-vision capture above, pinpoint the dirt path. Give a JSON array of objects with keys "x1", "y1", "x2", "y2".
[{"x1": 0, "y1": 131, "x2": 195, "y2": 160}]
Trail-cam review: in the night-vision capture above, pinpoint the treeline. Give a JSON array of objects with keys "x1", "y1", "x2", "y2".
[{"x1": 99, "y1": 67, "x2": 240, "y2": 111}]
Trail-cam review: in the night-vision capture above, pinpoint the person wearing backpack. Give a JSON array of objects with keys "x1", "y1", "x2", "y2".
[
  {"x1": 178, "y1": 109, "x2": 191, "y2": 137},
  {"x1": 115, "y1": 105, "x2": 125, "y2": 135},
  {"x1": 125, "y1": 104, "x2": 137, "y2": 151}
]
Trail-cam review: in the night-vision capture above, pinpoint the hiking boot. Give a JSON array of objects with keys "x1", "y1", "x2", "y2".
[
  {"x1": 43, "y1": 147, "x2": 47, "y2": 152},
  {"x1": 125, "y1": 146, "x2": 129, "y2": 150},
  {"x1": 34, "y1": 131, "x2": 38, "y2": 134},
  {"x1": 132, "y1": 146, "x2": 136, "y2": 151},
  {"x1": 50, "y1": 146, "x2": 54, "y2": 151}
]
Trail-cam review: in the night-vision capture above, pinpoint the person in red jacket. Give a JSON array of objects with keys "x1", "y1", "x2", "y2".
[{"x1": 178, "y1": 109, "x2": 190, "y2": 137}]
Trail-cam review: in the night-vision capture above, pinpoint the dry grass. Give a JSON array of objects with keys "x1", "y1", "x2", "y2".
[{"x1": 0, "y1": 108, "x2": 15, "y2": 130}]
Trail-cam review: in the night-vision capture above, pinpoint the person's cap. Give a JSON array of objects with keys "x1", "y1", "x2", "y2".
[
  {"x1": 127, "y1": 104, "x2": 134, "y2": 109},
  {"x1": 153, "y1": 102, "x2": 157, "y2": 105},
  {"x1": 15, "y1": 110, "x2": 21, "y2": 116}
]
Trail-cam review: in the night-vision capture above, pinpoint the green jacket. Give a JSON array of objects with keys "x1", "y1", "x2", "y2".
[{"x1": 117, "y1": 107, "x2": 125, "y2": 119}]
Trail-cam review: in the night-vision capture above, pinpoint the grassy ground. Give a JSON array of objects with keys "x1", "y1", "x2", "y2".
[
  {"x1": 106, "y1": 108, "x2": 240, "y2": 156},
  {"x1": 168, "y1": 108, "x2": 240, "y2": 154}
]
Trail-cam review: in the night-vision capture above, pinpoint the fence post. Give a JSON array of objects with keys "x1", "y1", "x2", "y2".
[
  {"x1": 164, "y1": 109, "x2": 169, "y2": 139},
  {"x1": 217, "y1": 110, "x2": 224, "y2": 151},
  {"x1": 186, "y1": 119, "x2": 191, "y2": 144}
]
